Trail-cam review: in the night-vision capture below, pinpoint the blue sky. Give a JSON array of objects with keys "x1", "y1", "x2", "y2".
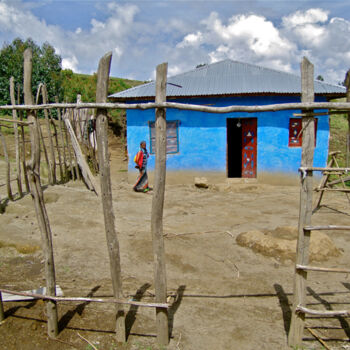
[{"x1": 0, "y1": 0, "x2": 350, "y2": 84}]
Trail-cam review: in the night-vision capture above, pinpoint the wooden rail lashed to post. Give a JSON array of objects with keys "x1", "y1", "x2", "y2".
[
  {"x1": 95, "y1": 52, "x2": 126, "y2": 343},
  {"x1": 151, "y1": 62, "x2": 169, "y2": 346},
  {"x1": 288, "y1": 57, "x2": 315, "y2": 347},
  {"x1": 23, "y1": 48, "x2": 59, "y2": 338}
]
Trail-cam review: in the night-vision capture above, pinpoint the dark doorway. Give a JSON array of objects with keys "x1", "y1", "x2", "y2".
[
  {"x1": 227, "y1": 118, "x2": 257, "y2": 178},
  {"x1": 227, "y1": 118, "x2": 242, "y2": 178}
]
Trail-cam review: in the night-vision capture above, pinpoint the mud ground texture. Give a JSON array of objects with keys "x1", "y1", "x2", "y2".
[{"x1": 1, "y1": 137, "x2": 350, "y2": 349}]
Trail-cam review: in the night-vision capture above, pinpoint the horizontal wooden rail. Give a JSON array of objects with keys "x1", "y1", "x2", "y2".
[
  {"x1": 0, "y1": 101, "x2": 350, "y2": 113},
  {"x1": 300, "y1": 167, "x2": 350, "y2": 172},
  {"x1": 0, "y1": 288, "x2": 169, "y2": 309},
  {"x1": 296, "y1": 264, "x2": 350, "y2": 273},
  {"x1": 304, "y1": 225, "x2": 350, "y2": 231},
  {"x1": 297, "y1": 305, "x2": 350, "y2": 317},
  {"x1": 317, "y1": 188, "x2": 350, "y2": 192},
  {"x1": 0, "y1": 118, "x2": 33, "y2": 125}
]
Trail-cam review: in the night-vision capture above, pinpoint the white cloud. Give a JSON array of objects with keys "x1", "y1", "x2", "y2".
[
  {"x1": 282, "y1": 8, "x2": 329, "y2": 28},
  {"x1": 177, "y1": 12, "x2": 295, "y2": 73},
  {"x1": 62, "y1": 56, "x2": 79, "y2": 72},
  {"x1": 0, "y1": 1, "x2": 349, "y2": 85}
]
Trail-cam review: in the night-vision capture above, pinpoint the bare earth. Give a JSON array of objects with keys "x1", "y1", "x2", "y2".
[{"x1": 1, "y1": 137, "x2": 350, "y2": 350}]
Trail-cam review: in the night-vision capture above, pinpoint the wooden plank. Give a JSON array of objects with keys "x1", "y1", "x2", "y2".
[
  {"x1": 327, "y1": 175, "x2": 350, "y2": 186},
  {"x1": 288, "y1": 57, "x2": 315, "y2": 348},
  {"x1": 65, "y1": 110, "x2": 75, "y2": 180},
  {"x1": 23, "y1": 48, "x2": 58, "y2": 339},
  {"x1": 306, "y1": 327, "x2": 332, "y2": 350},
  {"x1": 304, "y1": 225, "x2": 350, "y2": 231},
  {"x1": 95, "y1": 52, "x2": 125, "y2": 343},
  {"x1": 345, "y1": 69, "x2": 350, "y2": 167},
  {"x1": 297, "y1": 305, "x2": 350, "y2": 317},
  {"x1": 18, "y1": 85, "x2": 30, "y2": 193},
  {"x1": 300, "y1": 166, "x2": 350, "y2": 172},
  {"x1": 314, "y1": 156, "x2": 334, "y2": 208},
  {"x1": 0, "y1": 126, "x2": 13, "y2": 201},
  {"x1": 55, "y1": 97, "x2": 68, "y2": 181},
  {"x1": 333, "y1": 155, "x2": 350, "y2": 205},
  {"x1": 2, "y1": 101, "x2": 350, "y2": 113},
  {"x1": 317, "y1": 188, "x2": 350, "y2": 192},
  {"x1": 0, "y1": 288, "x2": 169, "y2": 309},
  {"x1": 0, "y1": 291, "x2": 4, "y2": 322},
  {"x1": 42, "y1": 84, "x2": 57, "y2": 184},
  {"x1": 10, "y1": 77, "x2": 23, "y2": 198},
  {"x1": 0, "y1": 117, "x2": 33, "y2": 125},
  {"x1": 296, "y1": 264, "x2": 350, "y2": 273},
  {"x1": 151, "y1": 62, "x2": 169, "y2": 346},
  {"x1": 62, "y1": 114, "x2": 99, "y2": 195}
]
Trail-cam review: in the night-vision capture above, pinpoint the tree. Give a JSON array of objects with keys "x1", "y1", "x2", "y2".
[
  {"x1": 316, "y1": 75, "x2": 324, "y2": 81},
  {"x1": 0, "y1": 38, "x2": 62, "y2": 107}
]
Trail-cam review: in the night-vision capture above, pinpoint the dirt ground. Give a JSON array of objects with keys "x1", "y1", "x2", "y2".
[{"x1": 1, "y1": 136, "x2": 350, "y2": 350}]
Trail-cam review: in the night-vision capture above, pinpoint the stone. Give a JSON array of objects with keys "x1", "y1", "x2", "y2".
[{"x1": 194, "y1": 177, "x2": 209, "y2": 188}]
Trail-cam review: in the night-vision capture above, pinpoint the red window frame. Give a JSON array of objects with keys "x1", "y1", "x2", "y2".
[{"x1": 288, "y1": 118, "x2": 318, "y2": 147}]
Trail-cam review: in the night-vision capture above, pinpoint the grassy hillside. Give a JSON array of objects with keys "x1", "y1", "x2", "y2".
[
  {"x1": 329, "y1": 98, "x2": 348, "y2": 168},
  {"x1": 61, "y1": 70, "x2": 143, "y2": 103},
  {"x1": 60, "y1": 70, "x2": 144, "y2": 135}
]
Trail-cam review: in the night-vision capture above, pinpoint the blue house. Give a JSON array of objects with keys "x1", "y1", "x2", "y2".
[{"x1": 110, "y1": 60, "x2": 345, "y2": 180}]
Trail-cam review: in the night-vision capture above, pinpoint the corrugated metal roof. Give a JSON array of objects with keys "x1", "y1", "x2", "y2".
[{"x1": 109, "y1": 59, "x2": 345, "y2": 100}]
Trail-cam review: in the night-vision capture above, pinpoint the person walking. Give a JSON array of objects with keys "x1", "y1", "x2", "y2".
[{"x1": 133, "y1": 141, "x2": 150, "y2": 192}]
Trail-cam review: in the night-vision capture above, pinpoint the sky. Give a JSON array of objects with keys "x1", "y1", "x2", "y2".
[{"x1": 0, "y1": 0, "x2": 350, "y2": 85}]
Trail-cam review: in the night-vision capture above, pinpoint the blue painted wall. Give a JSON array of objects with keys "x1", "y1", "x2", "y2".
[{"x1": 126, "y1": 95, "x2": 329, "y2": 175}]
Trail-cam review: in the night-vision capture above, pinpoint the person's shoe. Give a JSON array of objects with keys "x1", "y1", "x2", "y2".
[{"x1": 143, "y1": 188, "x2": 150, "y2": 193}]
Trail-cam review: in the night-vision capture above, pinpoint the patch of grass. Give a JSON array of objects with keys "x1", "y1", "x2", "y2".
[
  {"x1": 0, "y1": 240, "x2": 40, "y2": 254},
  {"x1": 329, "y1": 112, "x2": 348, "y2": 167}
]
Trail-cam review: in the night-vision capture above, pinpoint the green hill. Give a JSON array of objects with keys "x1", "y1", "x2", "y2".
[
  {"x1": 61, "y1": 69, "x2": 142, "y2": 103},
  {"x1": 60, "y1": 70, "x2": 144, "y2": 134}
]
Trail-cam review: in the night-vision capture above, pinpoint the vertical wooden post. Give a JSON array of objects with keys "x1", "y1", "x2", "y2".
[
  {"x1": 23, "y1": 48, "x2": 58, "y2": 338},
  {"x1": 18, "y1": 83, "x2": 30, "y2": 193},
  {"x1": 0, "y1": 126, "x2": 13, "y2": 201},
  {"x1": 345, "y1": 70, "x2": 350, "y2": 167},
  {"x1": 42, "y1": 84, "x2": 57, "y2": 184},
  {"x1": 35, "y1": 85, "x2": 52, "y2": 185},
  {"x1": 55, "y1": 98, "x2": 68, "y2": 181},
  {"x1": 0, "y1": 291, "x2": 4, "y2": 322},
  {"x1": 151, "y1": 62, "x2": 169, "y2": 346},
  {"x1": 95, "y1": 52, "x2": 126, "y2": 343},
  {"x1": 65, "y1": 110, "x2": 75, "y2": 180},
  {"x1": 288, "y1": 57, "x2": 315, "y2": 347},
  {"x1": 10, "y1": 77, "x2": 23, "y2": 197}
]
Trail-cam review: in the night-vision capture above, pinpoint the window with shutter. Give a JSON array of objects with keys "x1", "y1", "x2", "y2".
[{"x1": 149, "y1": 120, "x2": 179, "y2": 154}]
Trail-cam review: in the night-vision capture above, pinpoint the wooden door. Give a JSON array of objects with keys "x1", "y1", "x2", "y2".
[{"x1": 241, "y1": 118, "x2": 257, "y2": 178}]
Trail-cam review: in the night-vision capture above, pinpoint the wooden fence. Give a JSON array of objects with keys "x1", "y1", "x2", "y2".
[{"x1": 1, "y1": 51, "x2": 350, "y2": 347}]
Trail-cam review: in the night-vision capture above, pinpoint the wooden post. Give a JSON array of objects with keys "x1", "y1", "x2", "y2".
[
  {"x1": 344, "y1": 70, "x2": 350, "y2": 167},
  {"x1": 55, "y1": 97, "x2": 68, "y2": 181},
  {"x1": 151, "y1": 62, "x2": 169, "y2": 346},
  {"x1": 95, "y1": 52, "x2": 126, "y2": 343},
  {"x1": 62, "y1": 114, "x2": 99, "y2": 195},
  {"x1": 0, "y1": 291, "x2": 4, "y2": 322},
  {"x1": 288, "y1": 57, "x2": 315, "y2": 347},
  {"x1": 10, "y1": 77, "x2": 23, "y2": 197},
  {"x1": 0, "y1": 126, "x2": 13, "y2": 200},
  {"x1": 65, "y1": 110, "x2": 75, "y2": 180},
  {"x1": 23, "y1": 48, "x2": 58, "y2": 338},
  {"x1": 35, "y1": 85, "x2": 53, "y2": 185},
  {"x1": 18, "y1": 83, "x2": 30, "y2": 193},
  {"x1": 42, "y1": 84, "x2": 57, "y2": 184}
]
